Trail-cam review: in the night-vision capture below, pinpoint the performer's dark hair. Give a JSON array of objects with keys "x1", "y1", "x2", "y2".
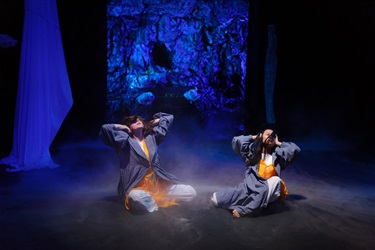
[{"x1": 122, "y1": 115, "x2": 153, "y2": 136}]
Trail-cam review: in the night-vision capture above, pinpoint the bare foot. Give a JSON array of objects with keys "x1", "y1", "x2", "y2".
[{"x1": 232, "y1": 209, "x2": 240, "y2": 218}]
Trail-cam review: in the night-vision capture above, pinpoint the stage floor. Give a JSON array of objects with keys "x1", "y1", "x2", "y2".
[{"x1": 1, "y1": 137, "x2": 374, "y2": 250}]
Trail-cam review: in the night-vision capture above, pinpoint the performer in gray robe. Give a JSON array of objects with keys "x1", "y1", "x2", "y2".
[
  {"x1": 100, "y1": 112, "x2": 196, "y2": 213},
  {"x1": 212, "y1": 124, "x2": 301, "y2": 218}
]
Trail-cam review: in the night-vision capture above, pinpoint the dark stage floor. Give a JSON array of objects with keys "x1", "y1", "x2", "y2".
[{"x1": 1, "y1": 134, "x2": 374, "y2": 250}]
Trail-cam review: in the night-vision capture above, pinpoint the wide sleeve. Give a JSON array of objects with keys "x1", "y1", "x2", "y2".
[
  {"x1": 99, "y1": 124, "x2": 130, "y2": 152},
  {"x1": 232, "y1": 134, "x2": 254, "y2": 157},
  {"x1": 274, "y1": 142, "x2": 301, "y2": 170},
  {"x1": 152, "y1": 112, "x2": 174, "y2": 145}
]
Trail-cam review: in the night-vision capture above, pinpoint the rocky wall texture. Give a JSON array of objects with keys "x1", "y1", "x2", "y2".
[{"x1": 107, "y1": 0, "x2": 249, "y2": 122}]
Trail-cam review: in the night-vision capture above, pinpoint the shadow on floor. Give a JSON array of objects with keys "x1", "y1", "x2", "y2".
[{"x1": 1, "y1": 139, "x2": 374, "y2": 250}]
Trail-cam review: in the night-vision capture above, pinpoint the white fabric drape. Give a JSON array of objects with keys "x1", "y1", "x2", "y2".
[{"x1": 0, "y1": 0, "x2": 73, "y2": 171}]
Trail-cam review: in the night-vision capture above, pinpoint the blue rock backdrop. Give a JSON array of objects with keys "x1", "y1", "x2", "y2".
[{"x1": 106, "y1": 0, "x2": 249, "y2": 128}]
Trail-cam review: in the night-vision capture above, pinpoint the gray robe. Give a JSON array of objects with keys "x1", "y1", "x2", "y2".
[
  {"x1": 99, "y1": 112, "x2": 180, "y2": 205},
  {"x1": 215, "y1": 135, "x2": 301, "y2": 216}
]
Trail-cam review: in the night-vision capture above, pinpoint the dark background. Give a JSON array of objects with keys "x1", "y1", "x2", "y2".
[{"x1": 1, "y1": 0, "x2": 374, "y2": 156}]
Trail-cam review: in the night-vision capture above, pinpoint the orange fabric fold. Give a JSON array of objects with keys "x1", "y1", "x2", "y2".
[
  {"x1": 125, "y1": 139, "x2": 177, "y2": 210},
  {"x1": 259, "y1": 158, "x2": 288, "y2": 201}
]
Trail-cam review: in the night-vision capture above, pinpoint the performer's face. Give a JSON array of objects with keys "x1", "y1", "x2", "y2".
[
  {"x1": 262, "y1": 129, "x2": 275, "y2": 145},
  {"x1": 129, "y1": 118, "x2": 144, "y2": 131}
]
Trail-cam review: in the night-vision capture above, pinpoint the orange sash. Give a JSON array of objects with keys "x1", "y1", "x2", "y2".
[
  {"x1": 258, "y1": 159, "x2": 288, "y2": 201},
  {"x1": 125, "y1": 139, "x2": 177, "y2": 210}
]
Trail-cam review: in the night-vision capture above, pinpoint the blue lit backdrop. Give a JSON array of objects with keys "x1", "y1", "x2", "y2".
[{"x1": 106, "y1": 0, "x2": 249, "y2": 125}]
